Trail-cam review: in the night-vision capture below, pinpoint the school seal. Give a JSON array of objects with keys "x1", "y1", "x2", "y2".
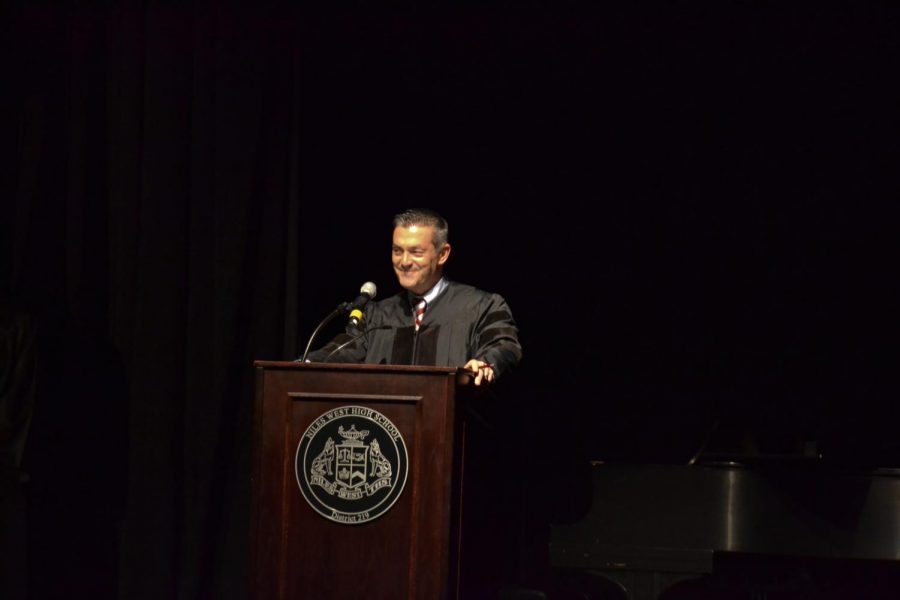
[{"x1": 295, "y1": 405, "x2": 409, "y2": 524}]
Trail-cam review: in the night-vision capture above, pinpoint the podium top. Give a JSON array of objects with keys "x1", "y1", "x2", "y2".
[
  {"x1": 252, "y1": 361, "x2": 487, "y2": 386},
  {"x1": 254, "y1": 360, "x2": 459, "y2": 375}
]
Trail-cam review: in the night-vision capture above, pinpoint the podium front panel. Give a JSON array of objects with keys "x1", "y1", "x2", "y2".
[{"x1": 250, "y1": 362, "x2": 461, "y2": 600}]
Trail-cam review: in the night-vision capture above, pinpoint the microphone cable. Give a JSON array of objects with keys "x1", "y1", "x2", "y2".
[{"x1": 321, "y1": 325, "x2": 392, "y2": 363}]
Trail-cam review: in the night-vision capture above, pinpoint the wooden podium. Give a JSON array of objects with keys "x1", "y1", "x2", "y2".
[{"x1": 250, "y1": 361, "x2": 474, "y2": 600}]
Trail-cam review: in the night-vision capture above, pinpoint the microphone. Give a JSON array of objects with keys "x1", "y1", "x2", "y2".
[
  {"x1": 347, "y1": 281, "x2": 377, "y2": 328},
  {"x1": 297, "y1": 281, "x2": 378, "y2": 363}
]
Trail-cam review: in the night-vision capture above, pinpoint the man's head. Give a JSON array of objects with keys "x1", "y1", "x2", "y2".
[{"x1": 391, "y1": 208, "x2": 451, "y2": 296}]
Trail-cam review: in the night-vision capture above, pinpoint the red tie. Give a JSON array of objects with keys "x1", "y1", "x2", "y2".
[{"x1": 414, "y1": 299, "x2": 426, "y2": 330}]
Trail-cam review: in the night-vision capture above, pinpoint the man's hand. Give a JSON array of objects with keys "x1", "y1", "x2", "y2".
[{"x1": 463, "y1": 359, "x2": 494, "y2": 386}]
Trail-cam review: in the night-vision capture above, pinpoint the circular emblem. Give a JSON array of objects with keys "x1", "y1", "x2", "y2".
[{"x1": 295, "y1": 406, "x2": 409, "y2": 525}]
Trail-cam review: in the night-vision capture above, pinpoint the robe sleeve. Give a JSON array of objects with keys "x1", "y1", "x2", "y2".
[{"x1": 471, "y1": 293, "x2": 522, "y2": 381}]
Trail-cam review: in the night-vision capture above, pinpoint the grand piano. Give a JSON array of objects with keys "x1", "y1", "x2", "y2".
[
  {"x1": 549, "y1": 457, "x2": 900, "y2": 599},
  {"x1": 539, "y1": 373, "x2": 900, "y2": 600}
]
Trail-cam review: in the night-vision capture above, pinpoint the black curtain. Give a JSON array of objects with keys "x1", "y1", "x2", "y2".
[
  {"x1": 4, "y1": 5, "x2": 302, "y2": 599},
  {"x1": 4, "y1": 3, "x2": 899, "y2": 599}
]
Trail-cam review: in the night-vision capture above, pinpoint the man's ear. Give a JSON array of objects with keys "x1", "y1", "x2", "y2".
[{"x1": 438, "y1": 243, "x2": 451, "y2": 265}]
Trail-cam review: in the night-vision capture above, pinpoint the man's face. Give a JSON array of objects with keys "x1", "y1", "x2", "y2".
[{"x1": 392, "y1": 224, "x2": 450, "y2": 295}]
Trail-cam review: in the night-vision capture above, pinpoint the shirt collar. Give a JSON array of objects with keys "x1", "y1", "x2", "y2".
[{"x1": 411, "y1": 277, "x2": 447, "y2": 305}]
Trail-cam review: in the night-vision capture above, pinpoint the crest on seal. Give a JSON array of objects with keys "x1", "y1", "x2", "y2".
[{"x1": 296, "y1": 406, "x2": 408, "y2": 525}]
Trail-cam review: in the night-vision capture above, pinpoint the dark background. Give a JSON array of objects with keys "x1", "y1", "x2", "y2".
[{"x1": 3, "y1": 3, "x2": 898, "y2": 598}]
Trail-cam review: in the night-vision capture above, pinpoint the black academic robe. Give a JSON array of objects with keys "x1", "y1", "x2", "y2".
[{"x1": 307, "y1": 280, "x2": 522, "y2": 381}]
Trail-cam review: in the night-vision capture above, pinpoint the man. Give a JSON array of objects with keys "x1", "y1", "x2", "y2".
[
  {"x1": 306, "y1": 208, "x2": 524, "y2": 597},
  {"x1": 307, "y1": 208, "x2": 522, "y2": 385}
]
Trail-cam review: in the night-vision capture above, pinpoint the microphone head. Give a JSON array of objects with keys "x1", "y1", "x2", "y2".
[{"x1": 360, "y1": 281, "x2": 377, "y2": 299}]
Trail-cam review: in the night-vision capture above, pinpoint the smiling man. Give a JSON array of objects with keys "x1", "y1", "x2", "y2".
[
  {"x1": 304, "y1": 208, "x2": 524, "y2": 597},
  {"x1": 307, "y1": 208, "x2": 522, "y2": 386}
]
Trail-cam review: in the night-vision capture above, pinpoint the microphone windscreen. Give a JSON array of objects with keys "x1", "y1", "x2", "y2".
[{"x1": 360, "y1": 281, "x2": 377, "y2": 299}]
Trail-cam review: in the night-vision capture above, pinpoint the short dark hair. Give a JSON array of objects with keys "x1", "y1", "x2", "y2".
[{"x1": 393, "y1": 208, "x2": 449, "y2": 249}]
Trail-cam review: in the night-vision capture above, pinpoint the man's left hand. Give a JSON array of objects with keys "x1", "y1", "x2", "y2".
[{"x1": 463, "y1": 359, "x2": 494, "y2": 386}]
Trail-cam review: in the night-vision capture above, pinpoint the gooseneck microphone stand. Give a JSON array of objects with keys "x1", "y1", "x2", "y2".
[{"x1": 297, "y1": 302, "x2": 349, "y2": 363}]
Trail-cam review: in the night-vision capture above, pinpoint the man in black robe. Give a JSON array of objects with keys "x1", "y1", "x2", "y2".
[
  {"x1": 307, "y1": 208, "x2": 524, "y2": 597},
  {"x1": 307, "y1": 207, "x2": 522, "y2": 385}
]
